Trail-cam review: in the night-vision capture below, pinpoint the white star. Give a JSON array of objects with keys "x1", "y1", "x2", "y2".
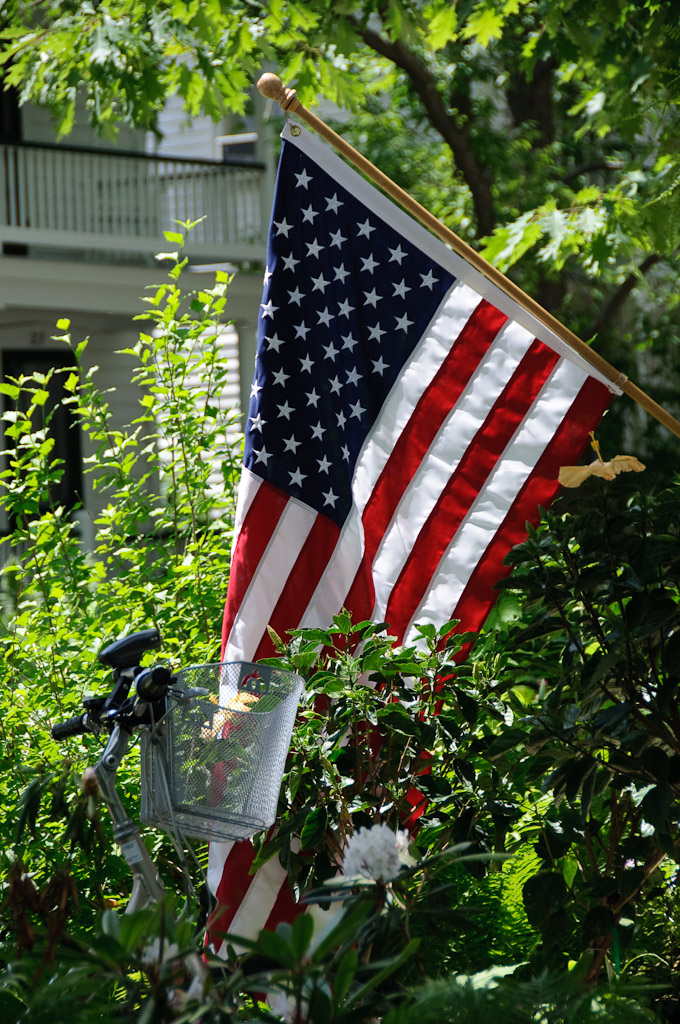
[
  {"x1": 306, "y1": 238, "x2": 324, "y2": 258},
  {"x1": 250, "y1": 380, "x2": 262, "y2": 399},
  {"x1": 250, "y1": 412, "x2": 266, "y2": 432},
  {"x1": 295, "y1": 168, "x2": 312, "y2": 189},
  {"x1": 311, "y1": 273, "x2": 329, "y2": 293},
  {"x1": 288, "y1": 286, "x2": 304, "y2": 306},
  {"x1": 329, "y1": 376, "x2": 342, "y2": 395},
  {"x1": 272, "y1": 368, "x2": 289, "y2": 387},
  {"x1": 350, "y1": 399, "x2": 365, "y2": 419},
  {"x1": 300, "y1": 355, "x2": 314, "y2": 373},
  {"x1": 323, "y1": 340, "x2": 338, "y2": 360},
  {"x1": 266, "y1": 333, "x2": 285, "y2": 352},
  {"x1": 421, "y1": 269, "x2": 438, "y2": 289},
  {"x1": 311, "y1": 421, "x2": 326, "y2": 440},
  {"x1": 318, "y1": 454, "x2": 331, "y2": 473},
  {"x1": 260, "y1": 299, "x2": 278, "y2": 319},
  {"x1": 334, "y1": 264, "x2": 350, "y2": 283},
  {"x1": 368, "y1": 322, "x2": 386, "y2": 342},
  {"x1": 302, "y1": 204, "x2": 318, "y2": 223},
  {"x1": 364, "y1": 288, "x2": 380, "y2": 308},
  {"x1": 389, "y1": 244, "x2": 407, "y2": 265},
  {"x1": 284, "y1": 435, "x2": 301, "y2": 453},
  {"x1": 263, "y1": 265, "x2": 273, "y2": 285},
  {"x1": 289, "y1": 466, "x2": 307, "y2": 487},
  {"x1": 341, "y1": 444, "x2": 350, "y2": 461},
  {"x1": 329, "y1": 228, "x2": 346, "y2": 248},
  {"x1": 338, "y1": 299, "x2": 354, "y2": 317},
  {"x1": 254, "y1": 446, "x2": 272, "y2": 466},
  {"x1": 357, "y1": 219, "x2": 375, "y2": 238},
  {"x1": 318, "y1": 307, "x2": 334, "y2": 327},
  {"x1": 342, "y1": 333, "x2": 358, "y2": 352},
  {"x1": 346, "y1": 367, "x2": 361, "y2": 386},
  {"x1": 395, "y1": 312, "x2": 414, "y2": 332},
  {"x1": 392, "y1": 279, "x2": 411, "y2": 299},
  {"x1": 294, "y1": 321, "x2": 310, "y2": 340},
  {"x1": 306, "y1": 388, "x2": 320, "y2": 407},
  {"x1": 282, "y1": 253, "x2": 300, "y2": 272},
  {"x1": 323, "y1": 488, "x2": 338, "y2": 508},
  {"x1": 326, "y1": 193, "x2": 343, "y2": 213},
  {"x1": 361, "y1": 254, "x2": 379, "y2": 273},
  {"x1": 337, "y1": 410, "x2": 347, "y2": 428},
  {"x1": 277, "y1": 400, "x2": 294, "y2": 420},
  {"x1": 274, "y1": 218, "x2": 291, "y2": 237},
  {"x1": 372, "y1": 356, "x2": 388, "y2": 375}
]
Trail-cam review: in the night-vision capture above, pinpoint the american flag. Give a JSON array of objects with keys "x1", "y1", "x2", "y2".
[{"x1": 206, "y1": 125, "x2": 618, "y2": 951}]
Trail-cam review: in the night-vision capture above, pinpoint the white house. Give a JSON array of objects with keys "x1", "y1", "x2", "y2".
[{"x1": 0, "y1": 88, "x2": 274, "y2": 536}]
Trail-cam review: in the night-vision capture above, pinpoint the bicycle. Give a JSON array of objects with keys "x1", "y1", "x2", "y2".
[{"x1": 51, "y1": 628, "x2": 304, "y2": 923}]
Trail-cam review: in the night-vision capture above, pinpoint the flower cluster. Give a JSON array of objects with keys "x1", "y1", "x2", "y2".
[{"x1": 341, "y1": 823, "x2": 413, "y2": 882}]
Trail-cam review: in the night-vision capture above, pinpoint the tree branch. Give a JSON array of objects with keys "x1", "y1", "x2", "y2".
[
  {"x1": 590, "y1": 253, "x2": 664, "y2": 338},
  {"x1": 351, "y1": 19, "x2": 496, "y2": 237}
]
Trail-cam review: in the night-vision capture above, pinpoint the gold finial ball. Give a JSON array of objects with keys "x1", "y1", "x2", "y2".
[
  {"x1": 257, "y1": 73, "x2": 298, "y2": 111},
  {"x1": 257, "y1": 73, "x2": 286, "y2": 102}
]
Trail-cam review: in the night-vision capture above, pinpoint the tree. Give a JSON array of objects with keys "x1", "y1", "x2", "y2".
[{"x1": 2, "y1": 0, "x2": 678, "y2": 464}]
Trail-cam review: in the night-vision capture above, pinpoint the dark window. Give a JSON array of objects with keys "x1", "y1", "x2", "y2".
[{"x1": 2, "y1": 350, "x2": 83, "y2": 517}]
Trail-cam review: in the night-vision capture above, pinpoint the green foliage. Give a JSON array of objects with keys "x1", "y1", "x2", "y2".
[
  {"x1": 470, "y1": 478, "x2": 680, "y2": 988},
  {"x1": 0, "y1": 229, "x2": 241, "y2": 937}
]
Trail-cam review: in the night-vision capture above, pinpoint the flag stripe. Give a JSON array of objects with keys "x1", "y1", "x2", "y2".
[
  {"x1": 223, "y1": 489, "x2": 317, "y2": 661},
  {"x1": 252, "y1": 513, "x2": 341, "y2": 660},
  {"x1": 222, "y1": 478, "x2": 289, "y2": 652},
  {"x1": 448, "y1": 374, "x2": 612, "y2": 637},
  {"x1": 209, "y1": 839, "x2": 258, "y2": 942},
  {"x1": 385, "y1": 339, "x2": 559, "y2": 639},
  {"x1": 403, "y1": 356, "x2": 585, "y2": 638}
]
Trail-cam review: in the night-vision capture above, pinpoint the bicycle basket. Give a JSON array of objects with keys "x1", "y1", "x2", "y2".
[{"x1": 140, "y1": 662, "x2": 304, "y2": 843}]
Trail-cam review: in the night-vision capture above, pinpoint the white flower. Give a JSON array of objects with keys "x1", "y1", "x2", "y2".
[{"x1": 342, "y1": 823, "x2": 413, "y2": 882}]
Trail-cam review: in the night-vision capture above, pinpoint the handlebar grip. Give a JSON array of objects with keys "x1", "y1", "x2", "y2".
[{"x1": 51, "y1": 713, "x2": 91, "y2": 741}]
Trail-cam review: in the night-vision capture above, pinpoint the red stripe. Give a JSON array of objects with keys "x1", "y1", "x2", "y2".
[
  {"x1": 343, "y1": 300, "x2": 508, "y2": 621},
  {"x1": 207, "y1": 842, "x2": 259, "y2": 946},
  {"x1": 386, "y1": 339, "x2": 559, "y2": 641},
  {"x1": 264, "y1": 873, "x2": 300, "y2": 930},
  {"x1": 250, "y1": 513, "x2": 341, "y2": 660},
  {"x1": 221, "y1": 481, "x2": 289, "y2": 656},
  {"x1": 450, "y1": 375, "x2": 612, "y2": 636}
]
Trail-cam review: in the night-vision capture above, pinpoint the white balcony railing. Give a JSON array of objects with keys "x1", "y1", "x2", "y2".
[{"x1": 0, "y1": 142, "x2": 269, "y2": 262}]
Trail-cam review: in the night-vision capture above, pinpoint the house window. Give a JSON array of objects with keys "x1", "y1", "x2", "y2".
[{"x1": 2, "y1": 350, "x2": 83, "y2": 519}]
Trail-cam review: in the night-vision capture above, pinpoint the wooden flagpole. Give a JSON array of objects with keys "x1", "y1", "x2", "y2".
[{"x1": 257, "y1": 73, "x2": 680, "y2": 442}]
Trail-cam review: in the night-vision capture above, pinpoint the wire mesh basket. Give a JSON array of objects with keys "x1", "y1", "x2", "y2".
[{"x1": 140, "y1": 661, "x2": 304, "y2": 843}]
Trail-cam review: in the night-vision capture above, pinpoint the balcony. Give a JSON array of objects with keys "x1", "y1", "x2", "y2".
[{"x1": 0, "y1": 141, "x2": 269, "y2": 264}]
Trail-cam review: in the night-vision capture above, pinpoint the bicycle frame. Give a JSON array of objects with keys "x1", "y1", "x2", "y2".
[{"x1": 94, "y1": 723, "x2": 165, "y2": 912}]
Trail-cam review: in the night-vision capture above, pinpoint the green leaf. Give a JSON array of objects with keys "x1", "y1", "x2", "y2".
[
  {"x1": 290, "y1": 910, "x2": 314, "y2": 961},
  {"x1": 300, "y1": 805, "x2": 328, "y2": 849}
]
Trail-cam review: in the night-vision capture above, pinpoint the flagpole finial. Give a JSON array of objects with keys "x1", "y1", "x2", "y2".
[{"x1": 257, "y1": 73, "x2": 301, "y2": 113}]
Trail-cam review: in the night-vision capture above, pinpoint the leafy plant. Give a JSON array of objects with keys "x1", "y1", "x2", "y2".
[{"x1": 0, "y1": 227, "x2": 242, "y2": 939}]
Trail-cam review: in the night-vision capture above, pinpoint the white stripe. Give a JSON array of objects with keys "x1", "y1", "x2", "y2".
[
  {"x1": 221, "y1": 853, "x2": 289, "y2": 949},
  {"x1": 283, "y1": 126, "x2": 619, "y2": 394},
  {"x1": 207, "y1": 839, "x2": 235, "y2": 898},
  {"x1": 371, "y1": 319, "x2": 534, "y2": 620},
  {"x1": 230, "y1": 466, "x2": 261, "y2": 547},
  {"x1": 225, "y1": 494, "x2": 318, "y2": 660},
  {"x1": 403, "y1": 359, "x2": 588, "y2": 641}
]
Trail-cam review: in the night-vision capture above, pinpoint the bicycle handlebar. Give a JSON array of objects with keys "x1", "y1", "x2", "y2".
[{"x1": 51, "y1": 713, "x2": 94, "y2": 741}]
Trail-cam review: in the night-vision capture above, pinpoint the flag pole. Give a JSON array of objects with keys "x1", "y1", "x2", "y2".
[{"x1": 257, "y1": 73, "x2": 680, "y2": 442}]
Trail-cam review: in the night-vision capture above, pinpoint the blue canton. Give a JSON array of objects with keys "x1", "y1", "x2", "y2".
[{"x1": 244, "y1": 140, "x2": 455, "y2": 528}]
